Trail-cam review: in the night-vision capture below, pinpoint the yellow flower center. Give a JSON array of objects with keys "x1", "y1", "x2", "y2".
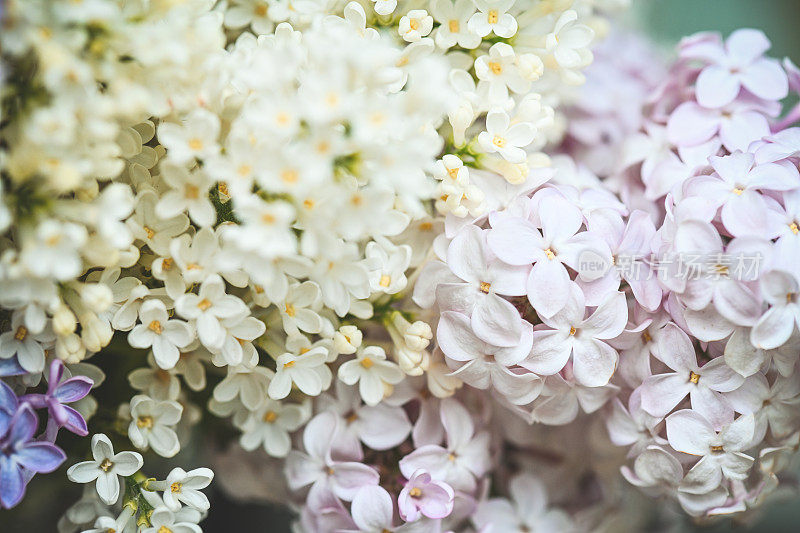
[
  {"x1": 544, "y1": 248, "x2": 556, "y2": 260},
  {"x1": 449, "y1": 20, "x2": 459, "y2": 33},
  {"x1": 148, "y1": 320, "x2": 163, "y2": 334},
  {"x1": 487, "y1": 9, "x2": 498, "y2": 24},
  {"x1": 263, "y1": 410, "x2": 278, "y2": 423},
  {"x1": 689, "y1": 371, "x2": 700, "y2": 384},
  {"x1": 419, "y1": 222, "x2": 433, "y2": 231},
  {"x1": 492, "y1": 135, "x2": 506, "y2": 148},
  {"x1": 360, "y1": 357, "x2": 374, "y2": 369},
  {"x1": 409, "y1": 19, "x2": 419, "y2": 30},
  {"x1": 285, "y1": 303, "x2": 296, "y2": 317},
  {"x1": 409, "y1": 487, "x2": 422, "y2": 497},
  {"x1": 14, "y1": 326, "x2": 27, "y2": 341},
  {"x1": 254, "y1": 3, "x2": 268, "y2": 16},
  {"x1": 197, "y1": 298, "x2": 212, "y2": 311},
  {"x1": 137, "y1": 416, "x2": 154, "y2": 429},
  {"x1": 170, "y1": 482, "x2": 182, "y2": 493},
  {"x1": 185, "y1": 184, "x2": 200, "y2": 199},
  {"x1": 143, "y1": 226, "x2": 155, "y2": 239},
  {"x1": 99, "y1": 458, "x2": 114, "y2": 472},
  {"x1": 731, "y1": 186, "x2": 744, "y2": 196},
  {"x1": 790, "y1": 221, "x2": 799, "y2": 235},
  {"x1": 284, "y1": 360, "x2": 296, "y2": 369},
  {"x1": 569, "y1": 326, "x2": 576, "y2": 336},
  {"x1": 710, "y1": 445, "x2": 724, "y2": 453},
  {"x1": 379, "y1": 274, "x2": 392, "y2": 288},
  {"x1": 158, "y1": 527, "x2": 173, "y2": 533},
  {"x1": 162, "y1": 257, "x2": 174, "y2": 271},
  {"x1": 188, "y1": 138, "x2": 203, "y2": 151},
  {"x1": 489, "y1": 61, "x2": 503, "y2": 75},
  {"x1": 479, "y1": 281, "x2": 491, "y2": 293}
]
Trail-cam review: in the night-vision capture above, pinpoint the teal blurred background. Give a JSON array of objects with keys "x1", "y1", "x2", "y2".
[{"x1": 631, "y1": 1, "x2": 800, "y2": 531}]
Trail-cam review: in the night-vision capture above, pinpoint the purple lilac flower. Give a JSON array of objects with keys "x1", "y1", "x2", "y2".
[
  {"x1": 0, "y1": 403, "x2": 66, "y2": 508},
  {"x1": 20, "y1": 359, "x2": 92, "y2": 436}
]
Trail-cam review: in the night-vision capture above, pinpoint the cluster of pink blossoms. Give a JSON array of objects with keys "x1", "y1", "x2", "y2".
[{"x1": 404, "y1": 28, "x2": 800, "y2": 524}]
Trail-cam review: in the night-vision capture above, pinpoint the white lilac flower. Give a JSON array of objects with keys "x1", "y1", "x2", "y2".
[
  {"x1": 238, "y1": 399, "x2": 306, "y2": 457},
  {"x1": 128, "y1": 395, "x2": 183, "y2": 458},
  {"x1": 161, "y1": 467, "x2": 214, "y2": 512},
  {"x1": 127, "y1": 300, "x2": 193, "y2": 370},
  {"x1": 175, "y1": 274, "x2": 248, "y2": 351},
  {"x1": 338, "y1": 346, "x2": 405, "y2": 406},
  {"x1": 478, "y1": 110, "x2": 536, "y2": 163},
  {"x1": 67, "y1": 434, "x2": 144, "y2": 505},
  {"x1": 269, "y1": 346, "x2": 332, "y2": 400}
]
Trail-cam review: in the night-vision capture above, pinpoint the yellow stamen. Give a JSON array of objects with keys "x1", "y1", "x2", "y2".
[
  {"x1": 162, "y1": 257, "x2": 174, "y2": 271},
  {"x1": 488, "y1": 61, "x2": 503, "y2": 75},
  {"x1": 14, "y1": 326, "x2": 27, "y2": 341},
  {"x1": 710, "y1": 445, "x2": 724, "y2": 453},
  {"x1": 569, "y1": 326, "x2": 576, "y2": 336},
  {"x1": 361, "y1": 357, "x2": 374, "y2": 369},
  {"x1": 148, "y1": 320, "x2": 163, "y2": 334},
  {"x1": 262, "y1": 213, "x2": 276, "y2": 224},
  {"x1": 280, "y1": 169, "x2": 298, "y2": 183},
  {"x1": 143, "y1": 226, "x2": 155, "y2": 239},
  {"x1": 790, "y1": 221, "x2": 799, "y2": 235},
  {"x1": 185, "y1": 184, "x2": 200, "y2": 199},
  {"x1": 254, "y1": 3, "x2": 268, "y2": 16},
  {"x1": 409, "y1": 19, "x2": 419, "y2": 30},
  {"x1": 197, "y1": 298, "x2": 212, "y2": 311},
  {"x1": 379, "y1": 274, "x2": 392, "y2": 288},
  {"x1": 544, "y1": 248, "x2": 556, "y2": 260},
  {"x1": 284, "y1": 360, "x2": 296, "y2": 368},
  {"x1": 285, "y1": 303, "x2": 296, "y2": 317},
  {"x1": 487, "y1": 9, "x2": 498, "y2": 24},
  {"x1": 137, "y1": 416, "x2": 153, "y2": 429},
  {"x1": 731, "y1": 187, "x2": 744, "y2": 196},
  {"x1": 170, "y1": 482, "x2": 182, "y2": 493},
  {"x1": 409, "y1": 487, "x2": 422, "y2": 497},
  {"x1": 492, "y1": 135, "x2": 506, "y2": 148},
  {"x1": 99, "y1": 458, "x2": 114, "y2": 472},
  {"x1": 449, "y1": 20, "x2": 459, "y2": 33},
  {"x1": 158, "y1": 526, "x2": 173, "y2": 533},
  {"x1": 689, "y1": 371, "x2": 700, "y2": 384},
  {"x1": 479, "y1": 281, "x2": 491, "y2": 293},
  {"x1": 188, "y1": 138, "x2": 203, "y2": 151},
  {"x1": 263, "y1": 410, "x2": 278, "y2": 423},
  {"x1": 419, "y1": 222, "x2": 433, "y2": 231}
]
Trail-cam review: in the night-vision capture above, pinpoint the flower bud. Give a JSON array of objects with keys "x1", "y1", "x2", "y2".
[
  {"x1": 333, "y1": 325, "x2": 362, "y2": 354},
  {"x1": 52, "y1": 303, "x2": 77, "y2": 335},
  {"x1": 403, "y1": 321, "x2": 433, "y2": 351},
  {"x1": 56, "y1": 332, "x2": 86, "y2": 364},
  {"x1": 80, "y1": 283, "x2": 114, "y2": 313}
]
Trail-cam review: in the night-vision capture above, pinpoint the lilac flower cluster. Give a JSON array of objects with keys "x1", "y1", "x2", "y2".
[
  {"x1": 409, "y1": 27, "x2": 800, "y2": 522},
  {"x1": 0, "y1": 359, "x2": 91, "y2": 508}
]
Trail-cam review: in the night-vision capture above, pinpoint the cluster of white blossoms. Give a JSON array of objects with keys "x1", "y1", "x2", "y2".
[{"x1": 29, "y1": 0, "x2": 800, "y2": 532}]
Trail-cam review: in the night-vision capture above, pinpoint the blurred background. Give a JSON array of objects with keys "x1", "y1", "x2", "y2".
[{"x1": 5, "y1": 1, "x2": 800, "y2": 531}]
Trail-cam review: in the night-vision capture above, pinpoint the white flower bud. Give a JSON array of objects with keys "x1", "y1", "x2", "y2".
[
  {"x1": 333, "y1": 325, "x2": 362, "y2": 354},
  {"x1": 52, "y1": 303, "x2": 77, "y2": 335},
  {"x1": 80, "y1": 283, "x2": 113, "y2": 313},
  {"x1": 81, "y1": 314, "x2": 113, "y2": 352},
  {"x1": 517, "y1": 53, "x2": 544, "y2": 81},
  {"x1": 448, "y1": 102, "x2": 474, "y2": 148},
  {"x1": 403, "y1": 321, "x2": 433, "y2": 351},
  {"x1": 56, "y1": 333, "x2": 86, "y2": 364}
]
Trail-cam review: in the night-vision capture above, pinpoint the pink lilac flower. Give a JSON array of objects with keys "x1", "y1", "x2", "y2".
[
  {"x1": 284, "y1": 412, "x2": 379, "y2": 501},
  {"x1": 666, "y1": 410, "x2": 755, "y2": 494},
  {"x1": 750, "y1": 270, "x2": 800, "y2": 350},
  {"x1": 472, "y1": 474, "x2": 573, "y2": 532},
  {"x1": 437, "y1": 311, "x2": 541, "y2": 405},
  {"x1": 397, "y1": 469, "x2": 454, "y2": 522},
  {"x1": 684, "y1": 152, "x2": 798, "y2": 237},
  {"x1": 685, "y1": 28, "x2": 788, "y2": 108},
  {"x1": 487, "y1": 192, "x2": 611, "y2": 318},
  {"x1": 525, "y1": 286, "x2": 627, "y2": 387},
  {"x1": 639, "y1": 324, "x2": 743, "y2": 425},
  {"x1": 399, "y1": 399, "x2": 490, "y2": 493},
  {"x1": 415, "y1": 225, "x2": 529, "y2": 346}
]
